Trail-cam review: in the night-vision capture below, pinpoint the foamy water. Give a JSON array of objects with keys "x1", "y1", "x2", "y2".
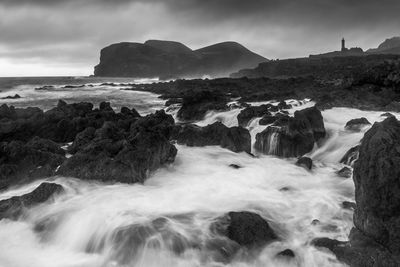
[{"x1": 0, "y1": 81, "x2": 398, "y2": 267}]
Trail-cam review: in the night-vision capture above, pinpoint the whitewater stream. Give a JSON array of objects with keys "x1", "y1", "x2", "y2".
[{"x1": 0, "y1": 80, "x2": 397, "y2": 267}]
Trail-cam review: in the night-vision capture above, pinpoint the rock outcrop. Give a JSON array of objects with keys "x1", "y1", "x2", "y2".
[
  {"x1": 345, "y1": 117, "x2": 371, "y2": 131},
  {"x1": 94, "y1": 40, "x2": 267, "y2": 78},
  {"x1": 0, "y1": 138, "x2": 65, "y2": 190},
  {"x1": 237, "y1": 105, "x2": 271, "y2": 127},
  {"x1": 173, "y1": 122, "x2": 251, "y2": 153},
  {"x1": 58, "y1": 110, "x2": 177, "y2": 183},
  {"x1": 0, "y1": 101, "x2": 177, "y2": 187},
  {"x1": 314, "y1": 117, "x2": 400, "y2": 266},
  {"x1": 254, "y1": 106, "x2": 325, "y2": 157},
  {"x1": 177, "y1": 91, "x2": 228, "y2": 121},
  {"x1": 0, "y1": 182, "x2": 63, "y2": 219},
  {"x1": 210, "y1": 211, "x2": 277, "y2": 248},
  {"x1": 296, "y1": 157, "x2": 313, "y2": 170}
]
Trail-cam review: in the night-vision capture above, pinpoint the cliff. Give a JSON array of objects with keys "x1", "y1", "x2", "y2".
[{"x1": 94, "y1": 40, "x2": 267, "y2": 79}]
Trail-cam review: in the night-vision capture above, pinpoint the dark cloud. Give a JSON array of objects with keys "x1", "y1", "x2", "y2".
[{"x1": 0, "y1": 0, "x2": 399, "y2": 76}]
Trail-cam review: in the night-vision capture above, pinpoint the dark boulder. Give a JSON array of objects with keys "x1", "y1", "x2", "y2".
[
  {"x1": 296, "y1": 157, "x2": 313, "y2": 170},
  {"x1": 57, "y1": 110, "x2": 177, "y2": 183},
  {"x1": 345, "y1": 117, "x2": 371, "y2": 131},
  {"x1": 314, "y1": 117, "x2": 400, "y2": 266},
  {"x1": 174, "y1": 122, "x2": 251, "y2": 153},
  {"x1": 0, "y1": 139, "x2": 65, "y2": 190},
  {"x1": 339, "y1": 145, "x2": 359, "y2": 166},
  {"x1": 276, "y1": 249, "x2": 295, "y2": 258},
  {"x1": 0, "y1": 182, "x2": 63, "y2": 220},
  {"x1": 255, "y1": 106, "x2": 325, "y2": 157},
  {"x1": 177, "y1": 91, "x2": 228, "y2": 121},
  {"x1": 237, "y1": 104, "x2": 271, "y2": 127},
  {"x1": 229, "y1": 164, "x2": 242, "y2": 169},
  {"x1": 353, "y1": 117, "x2": 400, "y2": 255},
  {"x1": 210, "y1": 211, "x2": 277, "y2": 248}
]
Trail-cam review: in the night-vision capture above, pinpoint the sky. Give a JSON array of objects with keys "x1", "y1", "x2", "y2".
[{"x1": 0, "y1": 0, "x2": 399, "y2": 77}]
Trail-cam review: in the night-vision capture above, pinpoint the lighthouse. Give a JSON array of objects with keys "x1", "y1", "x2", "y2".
[{"x1": 341, "y1": 38, "x2": 346, "y2": 52}]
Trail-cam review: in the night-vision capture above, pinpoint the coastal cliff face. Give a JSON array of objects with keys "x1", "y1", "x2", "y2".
[{"x1": 94, "y1": 40, "x2": 267, "y2": 78}]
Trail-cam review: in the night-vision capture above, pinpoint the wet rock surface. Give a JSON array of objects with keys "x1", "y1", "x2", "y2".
[
  {"x1": 314, "y1": 117, "x2": 400, "y2": 266},
  {"x1": 345, "y1": 117, "x2": 371, "y2": 131},
  {"x1": 237, "y1": 104, "x2": 271, "y2": 127},
  {"x1": 0, "y1": 101, "x2": 177, "y2": 186},
  {"x1": 255, "y1": 106, "x2": 325, "y2": 157},
  {"x1": 296, "y1": 157, "x2": 313, "y2": 170},
  {"x1": 340, "y1": 145, "x2": 359, "y2": 166},
  {"x1": 177, "y1": 91, "x2": 229, "y2": 121},
  {"x1": 0, "y1": 182, "x2": 63, "y2": 220},
  {"x1": 173, "y1": 122, "x2": 251, "y2": 153},
  {"x1": 211, "y1": 211, "x2": 278, "y2": 248},
  {"x1": 58, "y1": 110, "x2": 177, "y2": 183},
  {"x1": 0, "y1": 138, "x2": 65, "y2": 190}
]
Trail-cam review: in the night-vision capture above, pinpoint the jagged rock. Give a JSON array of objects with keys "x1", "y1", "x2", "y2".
[
  {"x1": 0, "y1": 182, "x2": 63, "y2": 219},
  {"x1": 0, "y1": 139, "x2": 65, "y2": 190},
  {"x1": 177, "y1": 91, "x2": 228, "y2": 121},
  {"x1": 237, "y1": 104, "x2": 271, "y2": 127},
  {"x1": 57, "y1": 110, "x2": 177, "y2": 183},
  {"x1": 336, "y1": 166, "x2": 352, "y2": 178},
  {"x1": 255, "y1": 106, "x2": 325, "y2": 157},
  {"x1": 340, "y1": 145, "x2": 359, "y2": 166},
  {"x1": 345, "y1": 117, "x2": 371, "y2": 131},
  {"x1": 210, "y1": 211, "x2": 277, "y2": 248},
  {"x1": 296, "y1": 157, "x2": 313, "y2": 170},
  {"x1": 0, "y1": 101, "x2": 141, "y2": 143},
  {"x1": 174, "y1": 122, "x2": 251, "y2": 153}
]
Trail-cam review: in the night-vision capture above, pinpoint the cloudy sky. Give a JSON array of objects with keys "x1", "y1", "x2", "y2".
[{"x1": 0, "y1": 0, "x2": 399, "y2": 76}]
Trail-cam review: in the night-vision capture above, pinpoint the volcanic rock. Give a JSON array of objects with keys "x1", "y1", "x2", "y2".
[
  {"x1": 296, "y1": 157, "x2": 313, "y2": 170},
  {"x1": 210, "y1": 211, "x2": 277, "y2": 248},
  {"x1": 0, "y1": 182, "x2": 63, "y2": 219},
  {"x1": 255, "y1": 106, "x2": 325, "y2": 157},
  {"x1": 57, "y1": 110, "x2": 177, "y2": 183},
  {"x1": 177, "y1": 91, "x2": 228, "y2": 121},
  {"x1": 174, "y1": 122, "x2": 251, "y2": 153},
  {"x1": 345, "y1": 117, "x2": 371, "y2": 131}
]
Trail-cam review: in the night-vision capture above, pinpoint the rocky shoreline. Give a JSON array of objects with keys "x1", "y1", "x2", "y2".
[{"x1": 1, "y1": 71, "x2": 400, "y2": 265}]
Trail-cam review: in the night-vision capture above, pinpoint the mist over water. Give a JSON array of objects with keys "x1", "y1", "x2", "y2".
[{"x1": 0, "y1": 80, "x2": 398, "y2": 267}]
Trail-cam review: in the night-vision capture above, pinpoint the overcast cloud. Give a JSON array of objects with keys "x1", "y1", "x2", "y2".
[{"x1": 0, "y1": 0, "x2": 399, "y2": 76}]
